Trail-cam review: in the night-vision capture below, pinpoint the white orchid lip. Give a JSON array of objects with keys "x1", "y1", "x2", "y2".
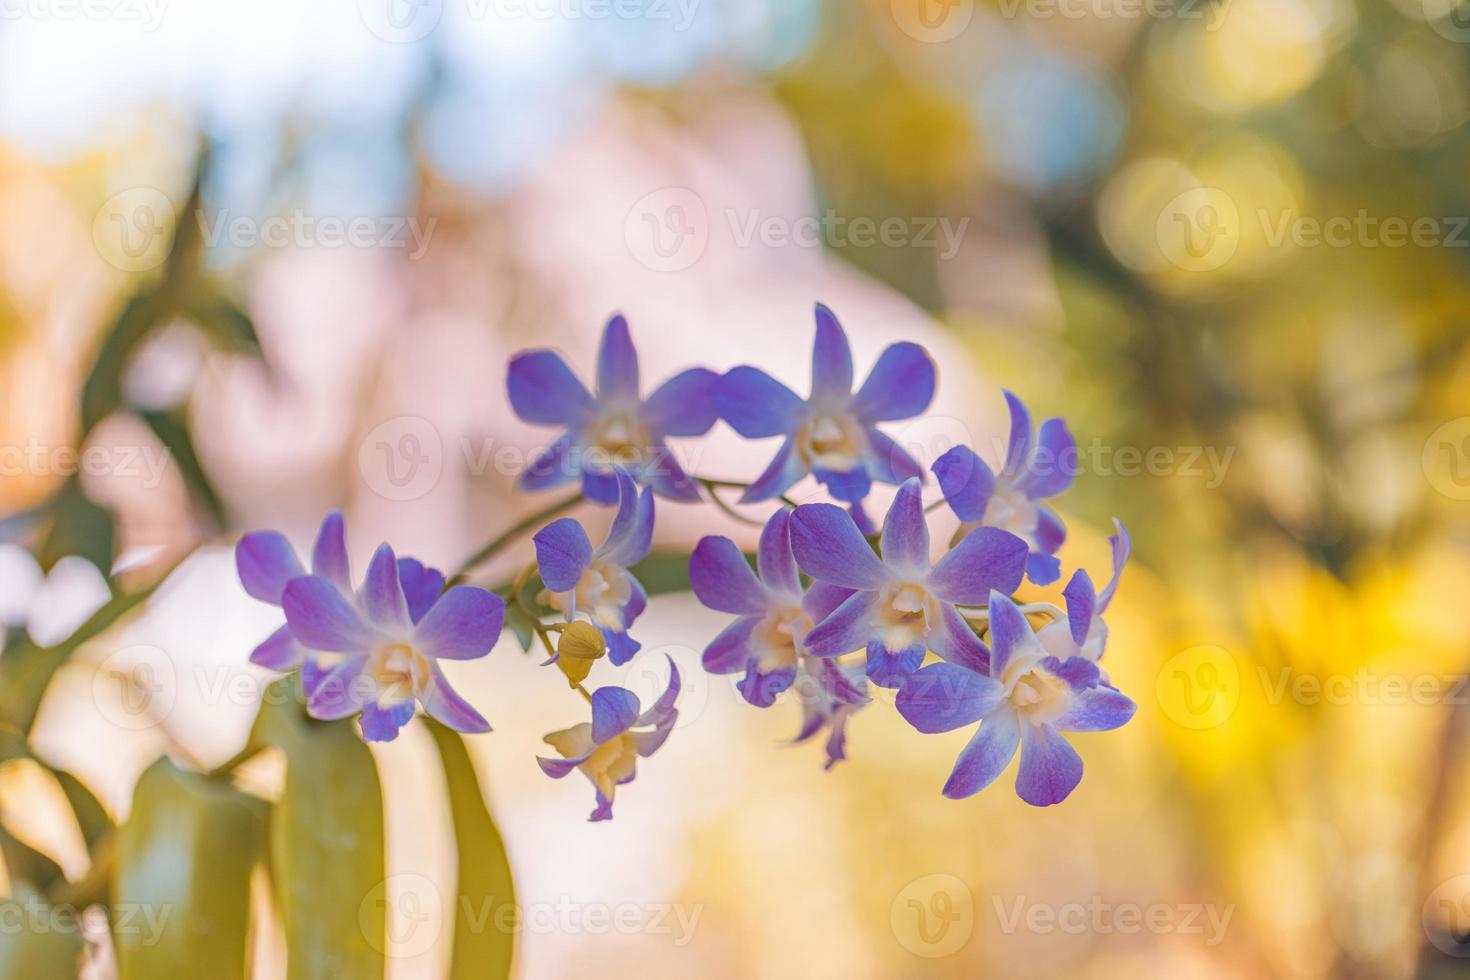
[
  {"x1": 873, "y1": 581, "x2": 941, "y2": 652},
  {"x1": 367, "y1": 640, "x2": 428, "y2": 705},
  {"x1": 753, "y1": 604, "x2": 814, "y2": 672},
  {"x1": 585, "y1": 411, "x2": 649, "y2": 472},
  {"x1": 982, "y1": 487, "x2": 1041, "y2": 546},
  {"x1": 543, "y1": 559, "x2": 633, "y2": 631},
  {"x1": 797, "y1": 411, "x2": 864, "y2": 471},
  {"x1": 1000, "y1": 646, "x2": 1070, "y2": 726}
]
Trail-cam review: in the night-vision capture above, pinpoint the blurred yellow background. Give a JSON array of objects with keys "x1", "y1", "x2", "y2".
[{"x1": 4, "y1": 0, "x2": 1470, "y2": 977}]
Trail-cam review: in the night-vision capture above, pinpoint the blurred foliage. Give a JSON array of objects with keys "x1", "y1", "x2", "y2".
[{"x1": 0, "y1": 152, "x2": 519, "y2": 979}]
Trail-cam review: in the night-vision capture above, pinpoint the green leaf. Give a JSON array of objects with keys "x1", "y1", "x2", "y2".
[
  {"x1": 138, "y1": 409, "x2": 225, "y2": 526},
  {"x1": 503, "y1": 604, "x2": 536, "y2": 652},
  {"x1": 52, "y1": 768, "x2": 113, "y2": 851},
  {"x1": 81, "y1": 290, "x2": 171, "y2": 434},
  {"x1": 426, "y1": 721, "x2": 515, "y2": 980},
  {"x1": 252, "y1": 680, "x2": 386, "y2": 980},
  {"x1": 182, "y1": 292, "x2": 262, "y2": 356},
  {"x1": 115, "y1": 758, "x2": 264, "y2": 980},
  {"x1": 0, "y1": 580, "x2": 157, "y2": 733},
  {"x1": 0, "y1": 884, "x2": 83, "y2": 979},
  {"x1": 37, "y1": 478, "x2": 114, "y2": 574},
  {"x1": 629, "y1": 551, "x2": 697, "y2": 597},
  {"x1": 0, "y1": 829, "x2": 63, "y2": 894}
]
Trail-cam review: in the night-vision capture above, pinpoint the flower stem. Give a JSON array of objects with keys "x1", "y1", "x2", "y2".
[
  {"x1": 959, "y1": 601, "x2": 1066, "y2": 622},
  {"x1": 692, "y1": 474, "x2": 798, "y2": 509},
  {"x1": 699, "y1": 480, "x2": 767, "y2": 528},
  {"x1": 448, "y1": 492, "x2": 583, "y2": 587}
]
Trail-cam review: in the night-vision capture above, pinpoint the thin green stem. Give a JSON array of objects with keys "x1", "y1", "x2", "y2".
[
  {"x1": 692, "y1": 474, "x2": 798, "y2": 509},
  {"x1": 699, "y1": 480, "x2": 766, "y2": 528},
  {"x1": 448, "y1": 492, "x2": 582, "y2": 587}
]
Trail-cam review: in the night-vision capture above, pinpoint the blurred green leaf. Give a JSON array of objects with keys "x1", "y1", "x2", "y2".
[
  {"x1": 52, "y1": 768, "x2": 112, "y2": 852},
  {"x1": 0, "y1": 829, "x2": 63, "y2": 894},
  {"x1": 182, "y1": 292, "x2": 261, "y2": 356},
  {"x1": 80, "y1": 291, "x2": 170, "y2": 434},
  {"x1": 426, "y1": 721, "x2": 515, "y2": 980},
  {"x1": 0, "y1": 579, "x2": 158, "y2": 733},
  {"x1": 37, "y1": 478, "x2": 113, "y2": 575},
  {"x1": 138, "y1": 409, "x2": 225, "y2": 526},
  {"x1": 629, "y1": 551, "x2": 695, "y2": 597},
  {"x1": 253, "y1": 680, "x2": 386, "y2": 980},
  {"x1": 115, "y1": 758, "x2": 264, "y2": 980},
  {"x1": 0, "y1": 884, "x2": 83, "y2": 979},
  {"x1": 503, "y1": 604, "x2": 536, "y2": 652}
]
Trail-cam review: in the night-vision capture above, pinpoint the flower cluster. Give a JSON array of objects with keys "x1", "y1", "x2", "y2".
[{"x1": 236, "y1": 304, "x2": 1135, "y2": 816}]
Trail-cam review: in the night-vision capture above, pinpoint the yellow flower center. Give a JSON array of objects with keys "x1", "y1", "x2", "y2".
[
  {"x1": 366, "y1": 641, "x2": 427, "y2": 705},
  {"x1": 542, "y1": 559, "x2": 633, "y2": 630},
  {"x1": 587, "y1": 412, "x2": 648, "y2": 472},
  {"x1": 753, "y1": 605, "x2": 815, "y2": 672},
  {"x1": 983, "y1": 488, "x2": 1040, "y2": 546},
  {"x1": 1001, "y1": 653, "x2": 1070, "y2": 725},
  {"x1": 545, "y1": 723, "x2": 640, "y2": 802},
  {"x1": 797, "y1": 412, "x2": 864, "y2": 471},
  {"x1": 873, "y1": 581, "x2": 938, "y2": 652}
]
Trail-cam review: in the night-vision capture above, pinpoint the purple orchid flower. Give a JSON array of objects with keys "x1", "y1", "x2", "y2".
[
  {"x1": 273, "y1": 536, "x2": 503, "y2": 742},
  {"x1": 236, "y1": 511, "x2": 448, "y2": 698},
  {"x1": 533, "y1": 467, "x2": 653, "y2": 666},
  {"x1": 932, "y1": 391, "x2": 1076, "y2": 585},
  {"x1": 690, "y1": 507, "x2": 866, "y2": 707},
  {"x1": 790, "y1": 657, "x2": 869, "y2": 770},
  {"x1": 713, "y1": 304, "x2": 935, "y2": 507},
  {"x1": 896, "y1": 591, "x2": 1135, "y2": 805},
  {"x1": 508, "y1": 314, "x2": 718, "y2": 504},
  {"x1": 537, "y1": 658, "x2": 680, "y2": 821},
  {"x1": 789, "y1": 478, "x2": 1029, "y2": 688},
  {"x1": 1038, "y1": 520, "x2": 1131, "y2": 669}
]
